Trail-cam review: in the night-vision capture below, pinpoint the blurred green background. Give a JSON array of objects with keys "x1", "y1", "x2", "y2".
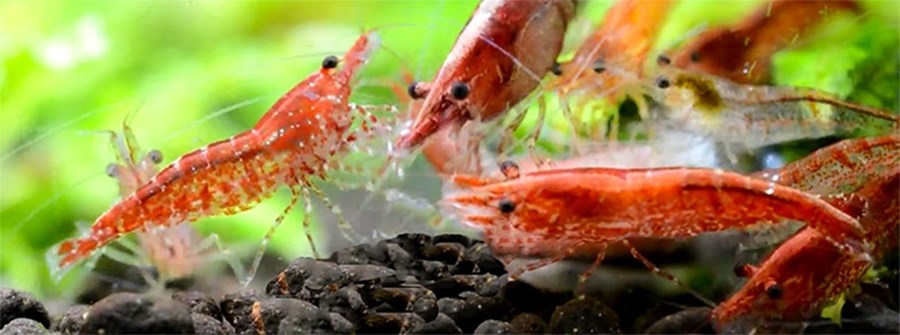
[{"x1": 1, "y1": 0, "x2": 897, "y2": 298}]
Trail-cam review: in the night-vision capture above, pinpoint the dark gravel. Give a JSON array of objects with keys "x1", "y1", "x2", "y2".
[
  {"x1": 13, "y1": 233, "x2": 899, "y2": 334},
  {"x1": 0, "y1": 289, "x2": 50, "y2": 329}
]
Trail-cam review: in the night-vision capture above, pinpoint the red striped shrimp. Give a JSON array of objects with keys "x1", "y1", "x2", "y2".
[
  {"x1": 394, "y1": 0, "x2": 576, "y2": 152},
  {"x1": 51, "y1": 32, "x2": 383, "y2": 277},
  {"x1": 647, "y1": 66, "x2": 898, "y2": 151},
  {"x1": 712, "y1": 135, "x2": 899, "y2": 332},
  {"x1": 442, "y1": 166, "x2": 872, "y2": 264}
]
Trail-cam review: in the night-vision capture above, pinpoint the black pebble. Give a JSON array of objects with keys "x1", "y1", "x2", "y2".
[
  {"x1": 172, "y1": 291, "x2": 222, "y2": 320},
  {"x1": 414, "y1": 313, "x2": 462, "y2": 334},
  {"x1": 423, "y1": 243, "x2": 465, "y2": 265},
  {"x1": 440, "y1": 296, "x2": 511, "y2": 333},
  {"x1": 474, "y1": 320, "x2": 510, "y2": 334},
  {"x1": 277, "y1": 305, "x2": 345, "y2": 334},
  {"x1": 509, "y1": 313, "x2": 547, "y2": 334},
  {"x1": 388, "y1": 233, "x2": 433, "y2": 258},
  {"x1": 191, "y1": 313, "x2": 236, "y2": 335},
  {"x1": 220, "y1": 290, "x2": 264, "y2": 334},
  {"x1": 456, "y1": 244, "x2": 505, "y2": 275},
  {"x1": 330, "y1": 243, "x2": 389, "y2": 265},
  {"x1": 53, "y1": 304, "x2": 88, "y2": 335},
  {"x1": 433, "y1": 234, "x2": 472, "y2": 247},
  {"x1": 81, "y1": 292, "x2": 194, "y2": 334},
  {"x1": 644, "y1": 307, "x2": 712, "y2": 334},
  {"x1": 549, "y1": 296, "x2": 622, "y2": 334},
  {"x1": 266, "y1": 258, "x2": 345, "y2": 300},
  {"x1": 340, "y1": 264, "x2": 400, "y2": 285},
  {"x1": 413, "y1": 296, "x2": 439, "y2": 322},
  {"x1": 359, "y1": 312, "x2": 425, "y2": 334},
  {"x1": 319, "y1": 286, "x2": 367, "y2": 322},
  {"x1": 253, "y1": 298, "x2": 320, "y2": 334},
  {"x1": 0, "y1": 289, "x2": 51, "y2": 329},
  {"x1": 0, "y1": 318, "x2": 48, "y2": 335}
]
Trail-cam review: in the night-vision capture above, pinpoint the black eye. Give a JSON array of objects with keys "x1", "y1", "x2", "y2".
[
  {"x1": 690, "y1": 51, "x2": 701, "y2": 63},
  {"x1": 450, "y1": 81, "x2": 470, "y2": 100},
  {"x1": 148, "y1": 149, "x2": 163, "y2": 164},
  {"x1": 765, "y1": 283, "x2": 782, "y2": 300},
  {"x1": 592, "y1": 59, "x2": 605, "y2": 74},
  {"x1": 499, "y1": 160, "x2": 518, "y2": 172},
  {"x1": 105, "y1": 163, "x2": 119, "y2": 178},
  {"x1": 733, "y1": 264, "x2": 751, "y2": 277},
  {"x1": 322, "y1": 55, "x2": 339, "y2": 69},
  {"x1": 657, "y1": 54, "x2": 671, "y2": 65},
  {"x1": 551, "y1": 62, "x2": 562, "y2": 76},
  {"x1": 498, "y1": 198, "x2": 516, "y2": 213},
  {"x1": 655, "y1": 76, "x2": 671, "y2": 89},
  {"x1": 408, "y1": 81, "x2": 424, "y2": 99},
  {"x1": 499, "y1": 160, "x2": 520, "y2": 179}
]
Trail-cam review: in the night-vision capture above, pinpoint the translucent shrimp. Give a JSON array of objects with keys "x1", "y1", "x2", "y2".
[{"x1": 647, "y1": 66, "x2": 898, "y2": 150}]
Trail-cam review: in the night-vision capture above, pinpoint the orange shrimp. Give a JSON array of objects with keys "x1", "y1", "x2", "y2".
[
  {"x1": 53, "y1": 32, "x2": 381, "y2": 271},
  {"x1": 669, "y1": 0, "x2": 860, "y2": 85},
  {"x1": 394, "y1": 0, "x2": 576, "y2": 151},
  {"x1": 442, "y1": 166, "x2": 871, "y2": 260},
  {"x1": 552, "y1": 0, "x2": 674, "y2": 139},
  {"x1": 712, "y1": 135, "x2": 899, "y2": 332}
]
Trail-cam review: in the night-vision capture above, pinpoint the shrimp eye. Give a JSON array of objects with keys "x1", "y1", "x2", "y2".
[
  {"x1": 499, "y1": 160, "x2": 520, "y2": 179},
  {"x1": 657, "y1": 54, "x2": 671, "y2": 66},
  {"x1": 105, "y1": 163, "x2": 119, "y2": 178},
  {"x1": 450, "y1": 81, "x2": 470, "y2": 100},
  {"x1": 408, "y1": 81, "x2": 424, "y2": 99},
  {"x1": 655, "y1": 76, "x2": 671, "y2": 89},
  {"x1": 733, "y1": 263, "x2": 752, "y2": 277},
  {"x1": 322, "y1": 55, "x2": 340, "y2": 69},
  {"x1": 592, "y1": 59, "x2": 605, "y2": 74},
  {"x1": 765, "y1": 283, "x2": 783, "y2": 300},
  {"x1": 550, "y1": 62, "x2": 562, "y2": 76},
  {"x1": 498, "y1": 198, "x2": 516, "y2": 213},
  {"x1": 148, "y1": 149, "x2": 163, "y2": 164},
  {"x1": 690, "y1": 51, "x2": 701, "y2": 63}
]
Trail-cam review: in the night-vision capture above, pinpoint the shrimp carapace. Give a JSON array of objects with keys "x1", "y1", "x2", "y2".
[{"x1": 53, "y1": 32, "x2": 381, "y2": 271}]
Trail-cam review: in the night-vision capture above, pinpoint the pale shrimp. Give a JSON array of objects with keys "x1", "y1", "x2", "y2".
[
  {"x1": 647, "y1": 66, "x2": 898, "y2": 150},
  {"x1": 98, "y1": 119, "x2": 243, "y2": 284},
  {"x1": 51, "y1": 32, "x2": 383, "y2": 278}
]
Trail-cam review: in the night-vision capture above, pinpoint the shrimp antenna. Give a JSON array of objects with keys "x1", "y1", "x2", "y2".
[
  {"x1": 1, "y1": 101, "x2": 132, "y2": 162},
  {"x1": 161, "y1": 97, "x2": 261, "y2": 144},
  {"x1": 120, "y1": 100, "x2": 148, "y2": 165}
]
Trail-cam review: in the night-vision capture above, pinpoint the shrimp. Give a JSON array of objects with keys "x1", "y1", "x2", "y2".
[
  {"x1": 668, "y1": 0, "x2": 860, "y2": 85},
  {"x1": 712, "y1": 135, "x2": 899, "y2": 332},
  {"x1": 648, "y1": 66, "x2": 898, "y2": 150},
  {"x1": 394, "y1": 0, "x2": 576, "y2": 152},
  {"x1": 100, "y1": 119, "x2": 245, "y2": 284},
  {"x1": 552, "y1": 0, "x2": 674, "y2": 140},
  {"x1": 442, "y1": 166, "x2": 871, "y2": 261},
  {"x1": 52, "y1": 32, "x2": 382, "y2": 273}
]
